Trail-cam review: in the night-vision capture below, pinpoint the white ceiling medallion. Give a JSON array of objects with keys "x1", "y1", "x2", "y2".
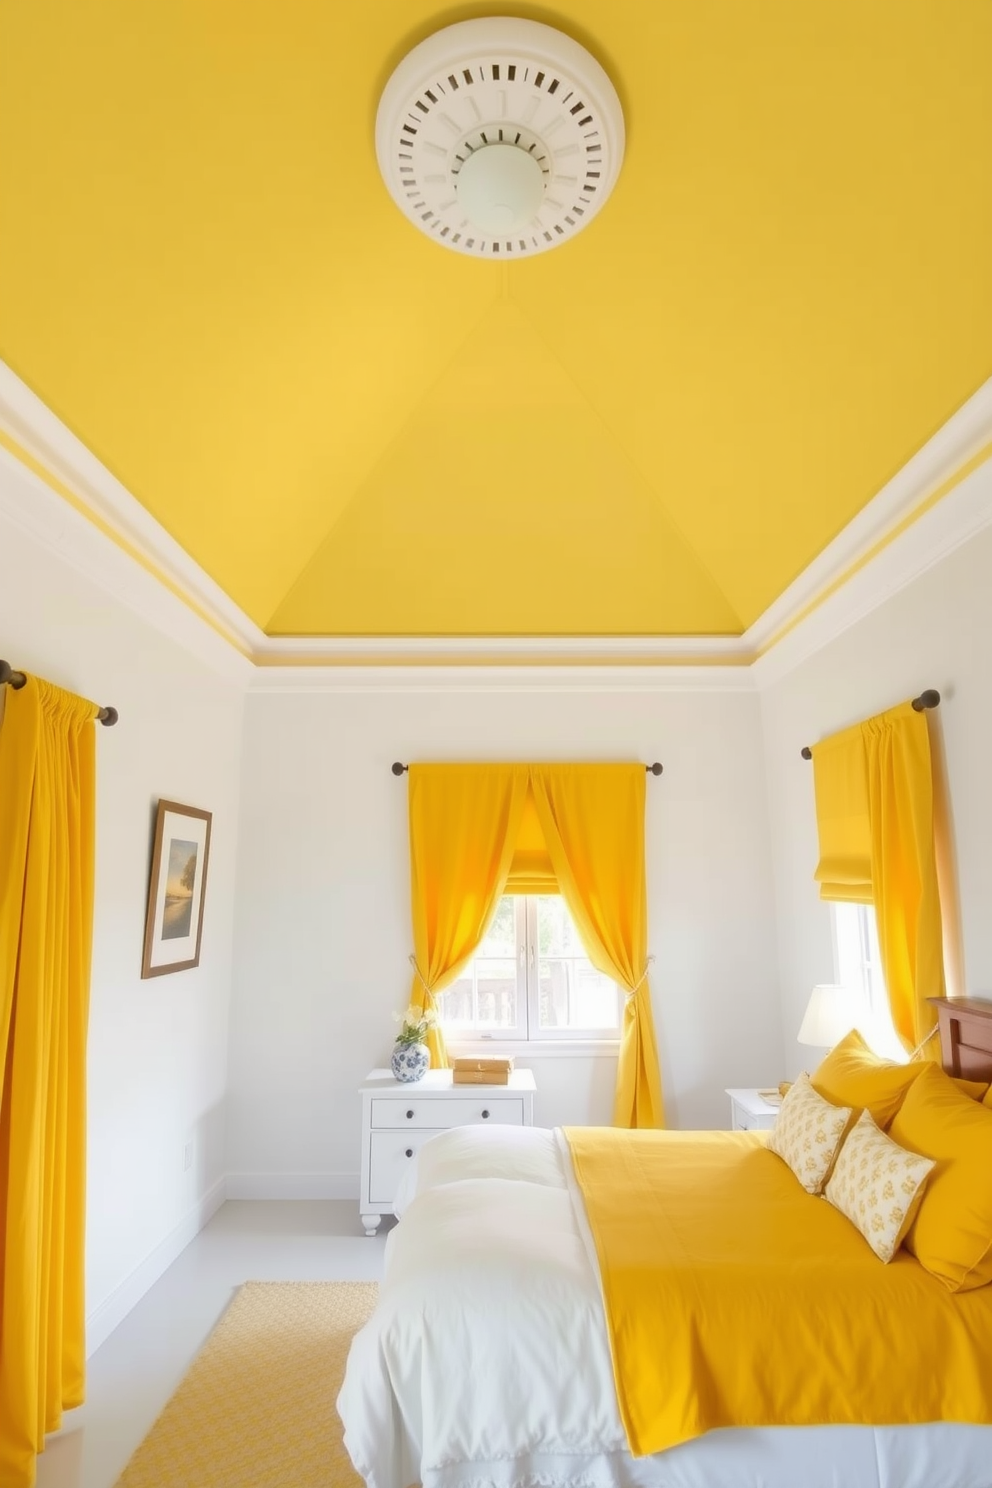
[{"x1": 375, "y1": 17, "x2": 625, "y2": 259}]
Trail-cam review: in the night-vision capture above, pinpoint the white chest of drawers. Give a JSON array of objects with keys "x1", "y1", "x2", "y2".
[
  {"x1": 359, "y1": 1067, "x2": 537, "y2": 1235},
  {"x1": 726, "y1": 1087, "x2": 780, "y2": 1131}
]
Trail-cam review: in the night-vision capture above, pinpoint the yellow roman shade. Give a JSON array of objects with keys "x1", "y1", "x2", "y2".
[
  {"x1": 503, "y1": 786, "x2": 558, "y2": 894},
  {"x1": 810, "y1": 722, "x2": 872, "y2": 903}
]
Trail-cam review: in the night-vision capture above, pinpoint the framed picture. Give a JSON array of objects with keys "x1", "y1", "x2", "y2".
[{"x1": 141, "y1": 799, "x2": 212, "y2": 978}]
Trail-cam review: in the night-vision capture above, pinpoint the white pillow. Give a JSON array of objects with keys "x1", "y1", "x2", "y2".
[{"x1": 767, "y1": 1072, "x2": 853, "y2": 1194}]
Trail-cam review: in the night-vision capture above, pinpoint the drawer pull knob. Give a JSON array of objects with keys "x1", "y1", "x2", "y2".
[
  {"x1": 482, "y1": 1109, "x2": 490, "y2": 1119},
  {"x1": 405, "y1": 1148, "x2": 414, "y2": 1158},
  {"x1": 406, "y1": 1110, "x2": 414, "y2": 1119}
]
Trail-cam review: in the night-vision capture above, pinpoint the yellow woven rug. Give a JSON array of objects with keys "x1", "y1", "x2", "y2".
[{"x1": 115, "y1": 1280, "x2": 377, "y2": 1488}]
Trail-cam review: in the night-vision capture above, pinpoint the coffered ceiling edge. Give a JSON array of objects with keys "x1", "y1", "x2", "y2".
[{"x1": 0, "y1": 359, "x2": 989, "y2": 694}]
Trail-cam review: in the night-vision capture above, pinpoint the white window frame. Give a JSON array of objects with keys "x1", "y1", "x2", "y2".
[
  {"x1": 832, "y1": 901, "x2": 904, "y2": 1062},
  {"x1": 441, "y1": 894, "x2": 623, "y2": 1046}
]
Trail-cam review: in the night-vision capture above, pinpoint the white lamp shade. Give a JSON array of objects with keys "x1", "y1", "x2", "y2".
[{"x1": 797, "y1": 984, "x2": 857, "y2": 1048}]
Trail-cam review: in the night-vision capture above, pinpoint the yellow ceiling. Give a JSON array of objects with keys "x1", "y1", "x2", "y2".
[{"x1": 1, "y1": 1, "x2": 990, "y2": 637}]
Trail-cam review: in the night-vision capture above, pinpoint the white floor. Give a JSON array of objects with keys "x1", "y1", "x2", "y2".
[{"x1": 36, "y1": 1201, "x2": 393, "y2": 1488}]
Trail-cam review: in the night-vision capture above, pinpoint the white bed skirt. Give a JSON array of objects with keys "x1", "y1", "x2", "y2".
[{"x1": 338, "y1": 1125, "x2": 992, "y2": 1488}]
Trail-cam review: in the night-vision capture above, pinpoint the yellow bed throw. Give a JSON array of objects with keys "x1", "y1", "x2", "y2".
[{"x1": 565, "y1": 1127, "x2": 992, "y2": 1457}]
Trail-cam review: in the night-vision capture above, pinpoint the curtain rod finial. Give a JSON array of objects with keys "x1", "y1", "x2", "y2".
[
  {"x1": 646, "y1": 762, "x2": 663, "y2": 775},
  {"x1": 801, "y1": 746, "x2": 813, "y2": 760},
  {"x1": 392, "y1": 761, "x2": 408, "y2": 775},
  {"x1": 913, "y1": 689, "x2": 941, "y2": 712}
]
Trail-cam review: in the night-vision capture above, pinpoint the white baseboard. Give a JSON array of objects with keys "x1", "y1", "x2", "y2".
[
  {"x1": 85, "y1": 1176, "x2": 227, "y2": 1357},
  {"x1": 225, "y1": 1171, "x2": 360, "y2": 1200}
]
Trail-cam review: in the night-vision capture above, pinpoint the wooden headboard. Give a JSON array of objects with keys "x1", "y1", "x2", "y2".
[{"x1": 930, "y1": 997, "x2": 992, "y2": 1083}]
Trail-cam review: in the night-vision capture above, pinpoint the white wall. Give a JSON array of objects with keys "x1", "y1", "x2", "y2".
[
  {"x1": 761, "y1": 520, "x2": 992, "y2": 1077},
  {"x1": 227, "y1": 686, "x2": 785, "y2": 1194},
  {"x1": 0, "y1": 457, "x2": 245, "y2": 1352}
]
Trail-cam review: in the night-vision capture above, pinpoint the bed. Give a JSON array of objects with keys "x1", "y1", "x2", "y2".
[{"x1": 338, "y1": 999, "x2": 992, "y2": 1488}]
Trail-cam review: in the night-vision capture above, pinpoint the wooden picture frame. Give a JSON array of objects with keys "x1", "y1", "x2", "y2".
[{"x1": 141, "y1": 799, "x2": 212, "y2": 978}]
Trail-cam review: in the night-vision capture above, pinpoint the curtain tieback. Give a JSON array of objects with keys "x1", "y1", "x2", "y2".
[
  {"x1": 908, "y1": 1024, "x2": 940, "y2": 1062},
  {"x1": 409, "y1": 954, "x2": 440, "y2": 1009},
  {"x1": 624, "y1": 956, "x2": 655, "y2": 1003}
]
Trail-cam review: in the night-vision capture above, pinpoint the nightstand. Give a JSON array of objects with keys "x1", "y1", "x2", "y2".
[
  {"x1": 726, "y1": 1087, "x2": 780, "y2": 1132},
  {"x1": 359, "y1": 1067, "x2": 537, "y2": 1235}
]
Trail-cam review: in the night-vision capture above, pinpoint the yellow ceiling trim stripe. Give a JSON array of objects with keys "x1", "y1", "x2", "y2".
[
  {"x1": 755, "y1": 440, "x2": 992, "y2": 661},
  {"x1": 0, "y1": 427, "x2": 253, "y2": 660}
]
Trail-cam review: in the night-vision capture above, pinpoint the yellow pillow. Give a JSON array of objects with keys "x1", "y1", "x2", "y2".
[
  {"x1": 811, "y1": 1029, "x2": 923, "y2": 1129},
  {"x1": 767, "y1": 1073, "x2": 853, "y2": 1194},
  {"x1": 824, "y1": 1110, "x2": 935, "y2": 1263},
  {"x1": 888, "y1": 1062, "x2": 992, "y2": 1292},
  {"x1": 984, "y1": 1085, "x2": 992, "y2": 1111},
  {"x1": 811, "y1": 1028, "x2": 987, "y2": 1123}
]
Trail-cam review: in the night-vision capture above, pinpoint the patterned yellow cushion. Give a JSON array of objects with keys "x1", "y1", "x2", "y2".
[
  {"x1": 767, "y1": 1073, "x2": 853, "y2": 1194},
  {"x1": 824, "y1": 1109, "x2": 935, "y2": 1263}
]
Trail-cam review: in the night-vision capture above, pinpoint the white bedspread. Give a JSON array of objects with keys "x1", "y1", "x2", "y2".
[{"x1": 337, "y1": 1125, "x2": 992, "y2": 1488}]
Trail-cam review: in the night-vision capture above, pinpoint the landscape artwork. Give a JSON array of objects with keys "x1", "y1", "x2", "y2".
[
  {"x1": 141, "y1": 800, "x2": 212, "y2": 978},
  {"x1": 162, "y1": 839, "x2": 198, "y2": 939}
]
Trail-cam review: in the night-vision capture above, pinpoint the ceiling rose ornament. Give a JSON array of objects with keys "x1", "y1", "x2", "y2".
[{"x1": 375, "y1": 17, "x2": 625, "y2": 259}]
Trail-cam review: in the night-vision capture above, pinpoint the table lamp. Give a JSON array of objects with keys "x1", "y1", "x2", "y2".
[{"x1": 797, "y1": 984, "x2": 858, "y2": 1051}]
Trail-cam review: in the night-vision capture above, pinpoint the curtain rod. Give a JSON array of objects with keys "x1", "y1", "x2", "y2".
[
  {"x1": 800, "y1": 689, "x2": 939, "y2": 760},
  {"x1": 0, "y1": 660, "x2": 119, "y2": 726},
  {"x1": 391, "y1": 761, "x2": 664, "y2": 775}
]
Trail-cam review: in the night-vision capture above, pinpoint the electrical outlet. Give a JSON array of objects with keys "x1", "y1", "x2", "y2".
[{"x1": 183, "y1": 1141, "x2": 193, "y2": 1172}]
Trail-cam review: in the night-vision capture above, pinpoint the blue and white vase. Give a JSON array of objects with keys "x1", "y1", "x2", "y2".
[{"x1": 391, "y1": 1040, "x2": 430, "y2": 1083}]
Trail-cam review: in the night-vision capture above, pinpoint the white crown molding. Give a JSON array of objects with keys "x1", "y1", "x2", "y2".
[
  {"x1": 258, "y1": 632, "x2": 744, "y2": 659},
  {"x1": 744, "y1": 376, "x2": 992, "y2": 658},
  {"x1": 0, "y1": 360, "x2": 264, "y2": 664},
  {"x1": 2, "y1": 358, "x2": 991, "y2": 694},
  {"x1": 247, "y1": 663, "x2": 757, "y2": 695},
  {"x1": 751, "y1": 444, "x2": 992, "y2": 688},
  {"x1": 0, "y1": 439, "x2": 253, "y2": 688}
]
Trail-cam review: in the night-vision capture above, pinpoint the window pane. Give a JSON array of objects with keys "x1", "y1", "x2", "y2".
[
  {"x1": 833, "y1": 902, "x2": 904, "y2": 1061},
  {"x1": 437, "y1": 896, "x2": 521, "y2": 1032},
  {"x1": 478, "y1": 895, "x2": 516, "y2": 956},
  {"x1": 535, "y1": 896, "x2": 620, "y2": 1032}
]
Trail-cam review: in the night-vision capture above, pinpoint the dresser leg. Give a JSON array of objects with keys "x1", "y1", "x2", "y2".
[{"x1": 361, "y1": 1213, "x2": 381, "y2": 1237}]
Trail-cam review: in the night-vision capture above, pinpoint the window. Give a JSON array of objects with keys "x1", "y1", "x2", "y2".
[
  {"x1": 833, "y1": 902, "x2": 904, "y2": 1061},
  {"x1": 438, "y1": 895, "x2": 622, "y2": 1042}
]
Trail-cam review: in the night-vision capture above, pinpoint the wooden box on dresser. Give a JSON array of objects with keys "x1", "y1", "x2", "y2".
[{"x1": 359, "y1": 1067, "x2": 537, "y2": 1235}]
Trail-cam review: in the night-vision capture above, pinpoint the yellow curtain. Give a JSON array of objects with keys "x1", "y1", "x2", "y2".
[
  {"x1": 407, "y1": 764, "x2": 529, "y2": 1067},
  {"x1": 530, "y1": 765, "x2": 665, "y2": 1129},
  {"x1": 862, "y1": 702, "x2": 944, "y2": 1054},
  {"x1": 811, "y1": 701, "x2": 945, "y2": 1057},
  {"x1": 0, "y1": 676, "x2": 98, "y2": 1488},
  {"x1": 928, "y1": 716, "x2": 964, "y2": 1001}
]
